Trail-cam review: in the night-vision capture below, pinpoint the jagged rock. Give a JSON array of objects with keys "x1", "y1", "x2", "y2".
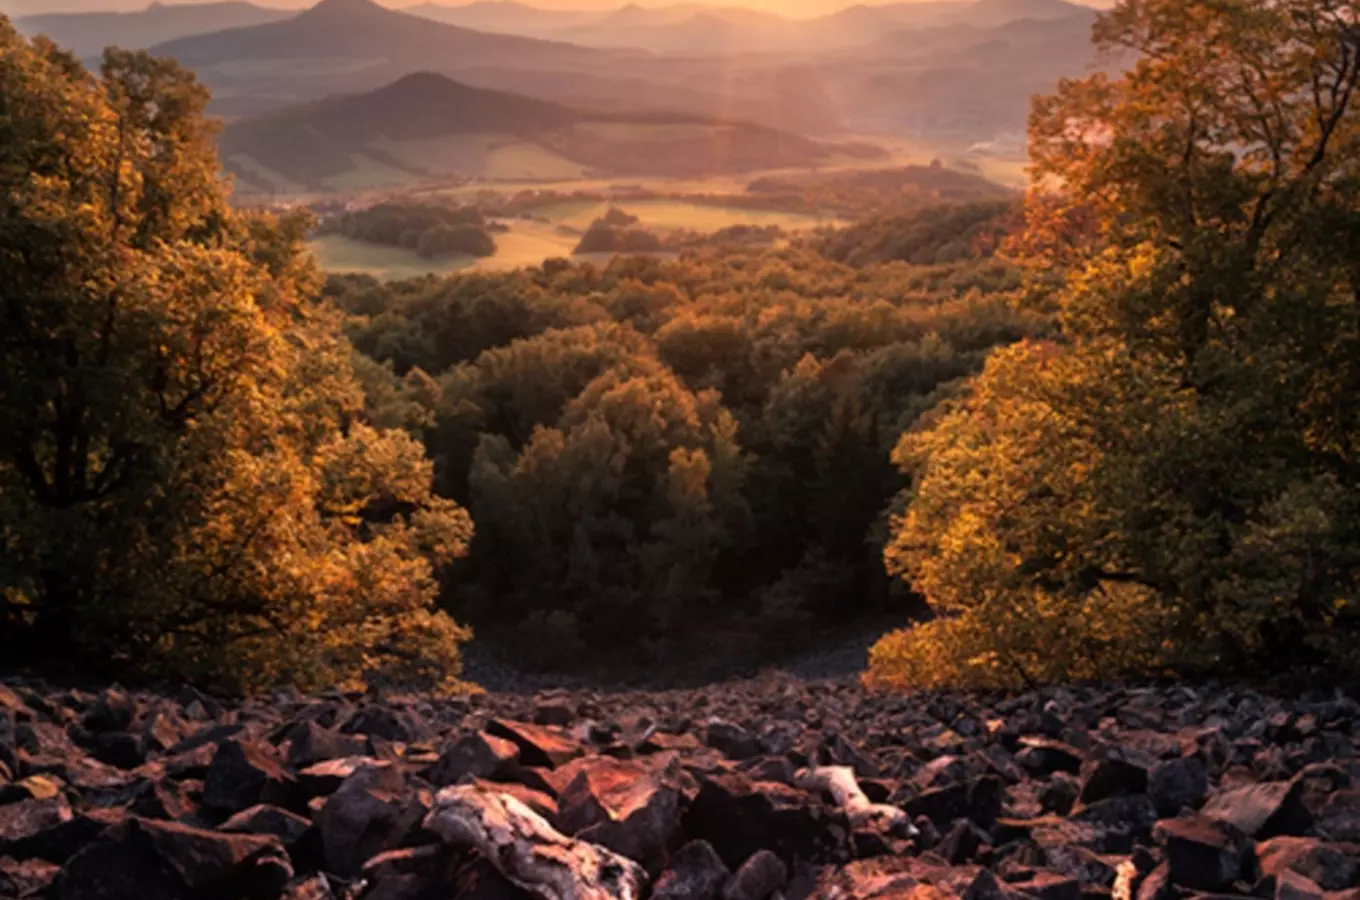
[
  {"x1": 314, "y1": 760, "x2": 424, "y2": 877},
  {"x1": 723, "y1": 849, "x2": 787, "y2": 900},
  {"x1": 916, "y1": 756, "x2": 968, "y2": 789},
  {"x1": 1203, "y1": 779, "x2": 1312, "y2": 838},
  {"x1": 426, "y1": 732, "x2": 520, "y2": 787},
  {"x1": 0, "y1": 796, "x2": 73, "y2": 852},
  {"x1": 1068, "y1": 794, "x2": 1159, "y2": 853},
  {"x1": 298, "y1": 756, "x2": 378, "y2": 798},
  {"x1": 0, "y1": 857, "x2": 60, "y2": 898},
  {"x1": 141, "y1": 711, "x2": 186, "y2": 755},
  {"x1": 653, "y1": 840, "x2": 731, "y2": 900},
  {"x1": 683, "y1": 771, "x2": 848, "y2": 870},
  {"x1": 1148, "y1": 757, "x2": 1208, "y2": 817},
  {"x1": 1010, "y1": 873, "x2": 1081, "y2": 900},
  {"x1": 557, "y1": 755, "x2": 684, "y2": 873},
  {"x1": 705, "y1": 720, "x2": 762, "y2": 761},
  {"x1": 282, "y1": 875, "x2": 338, "y2": 900},
  {"x1": 1134, "y1": 862, "x2": 1173, "y2": 900},
  {"x1": 487, "y1": 719, "x2": 583, "y2": 769},
  {"x1": 533, "y1": 701, "x2": 576, "y2": 727},
  {"x1": 1153, "y1": 814, "x2": 1249, "y2": 891},
  {"x1": 92, "y1": 729, "x2": 147, "y2": 770},
  {"x1": 1078, "y1": 757, "x2": 1149, "y2": 805},
  {"x1": 168, "y1": 722, "x2": 244, "y2": 757},
  {"x1": 1314, "y1": 790, "x2": 1360, "y2": 842},
  {"x1": 1256, "y1": 836, "x2": 1360, "y2": 891},
  {"x1": 219, "y1": 804, "x2": 313, "y2": 846},
  {"x1": 941, "y1": 819, "x2": 991, "y2": 864},
  {"x1": 163, "y1": 741, "x2": 219, "y2": 780},
  {"x1": 129, "y1": 777, "x2": 198, "y2": 821},
  {"x1": 359, "y1": 845, "x2": 467, "y2": 900},
  {"x1": 53, "y1": 816, "x2": 293, "y2": 900},
  {"x1": 1017, "y1": 739, "x2": 1084, "y2": 777},
  {"x1": 83, "y1": 688, "x2": 137, "y2": 734},
  {"x1": 905, "y1": 775, "x2": 1004, "y2": 828},
  {"x1": 2, "y1": 806, "x2": 123, "y2": 864},
  {"x1": 282, "y1": 721, "x2": 367, "y2": 769},
  {"x1": 341, "y1": 706, "x2": 428, "y2": 744},
  {"x1": 203, "y1": 739, "x2": 296, "y2": 815},
  {"x1": 1275, "y1": 869, "x2": 1328, "y2": 900},
  {"x1": 1042, "y1": 775, "x2": 1081, "y2": 815}
]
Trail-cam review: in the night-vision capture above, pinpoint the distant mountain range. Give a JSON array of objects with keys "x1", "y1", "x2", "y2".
[
  {"x1": 14, "y1": 1, "x2": 291, "y2": 57},
  {"x1": 219, "y1": 70, "x2": 859, "y2": 192},
  {"x1": 15, "y1": 0, "x2": 1115, "y2": 146},
  {"x1": 408, "y1": 0, "x2": 1094, "y2": 53}
]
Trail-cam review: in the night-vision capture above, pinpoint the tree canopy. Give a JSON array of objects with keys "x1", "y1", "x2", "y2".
[
  {"x1": 870, "y1": 0, "x2": 1360, "y2": 689},
  {"x1": 0, "y1": 24, "x2": 472, "y2": 692}
]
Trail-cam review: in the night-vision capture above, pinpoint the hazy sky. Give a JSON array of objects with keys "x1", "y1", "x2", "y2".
[{"x1": 1, "y1": 0, "x2": 1094, "y2": 18}]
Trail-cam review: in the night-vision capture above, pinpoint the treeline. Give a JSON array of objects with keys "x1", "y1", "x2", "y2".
[
  {"x1": 812, "y1": 201, "x2": 1016, "y2": 267},
  {"x1": 869, "y1": 0, "x2": 1360, "y2": 688},
  {"x1": 0, "y1": 31, "x2": 472, "y2": 692},
  {"x1": 326, "y1": 201, "x2": 497, "y2": 259},
  {"x1": 330, "y1": 248, "x2": 1037, "y2": 666},
  {"x1": 573, "y1": 207, "x2": 664, "y2": 255}
]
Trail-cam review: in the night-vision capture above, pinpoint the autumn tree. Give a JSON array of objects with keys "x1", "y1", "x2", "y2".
[
  {"x1": 0, "y1": 25, "x2": 472, "y2": 692},
  {"x1": 871, "y1": 0, "x2": 1360, "y2": 689}
]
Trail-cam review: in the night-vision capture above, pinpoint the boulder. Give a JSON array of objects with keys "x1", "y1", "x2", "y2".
[
  {"x1": 282, "y1": 721, "x2": 367, "y2": 769},
  {"x1": 1203, "y1": 780, "x2": 1312, "y2": 838},
  {"x1": 92, "y1": 731, "x2": 147, "y2": 770},
  {"x1": 1148, "y1": 757, "x2": 1208, "y2": 817},
  {"x1": 82, "y1": 688, "x2": 137, "y2": 734},
  {"x1": 219, "y1": 804, "x2": 313, "y2": 846},
  {"x1": 682, "y1": 771, "x2": 848, "y2": 870},
  {"x1": 1016, "y1": 739, "x2": 1084, "y2": 777},
  {"x1": 705, "y1": 720, "x2": 762, "y2": 762},
  {"x1": 426, "y1": 732, "x2": 520, "y2": 787},
  {"x1": 314, "y1": 760, "x2": 423, "y2": 877},
  {"x1": 487, "y1": 719, "x2": 583, "y2": 769},
  {"x1": 557, "y1": 756, "x2": 684, "y2": 873},
  {"x1": 0, "y1": 857, "x2": 60, "y2": 899},
  {"x1": 1009, "y1": 873, "x2": 1081, "y2": 900},
  {"x1": 53, "y1": 816, "x2": 293, "y2": 900},
  {"x1": 1256, "y1": 836, "x2": 1360, "y2": 891},
  {"x1": 0, "y1": 796, "x2": 73, "y2": 852},
  {"x1": 653, "y1": 840, "x2": 731, "y2": 900},
  {"x1": 723, "y1": 849, "x2": 788, "y2": 900},
  {"x1": 905, "y1": 775, "x2": 1004, "y2": 828},
  {"x1": 1314, "y1": 790, "x2": 1360, "y2": 842},
  {"x1": 1153, "y1": 814, "x2": 1249, "y2": 891},
  {"x1": 1275, "y1": 869, "x2": 1327, "y2": 900},
  {"x1": 1078, "y1": 757, "x2": 1149, "y2": 805},
  {"x1": 202, "y1": 739, "x2": 295, "y2": 815},
  {"x1": 129, "y1": 778, "x2": 198, "y2": 821},
  {"x1": 341, "y1": 705, "x2": 429, "y2": 744}
]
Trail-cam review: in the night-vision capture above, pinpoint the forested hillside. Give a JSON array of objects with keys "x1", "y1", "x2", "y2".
[
  {"x1": 3, "y1": 0, "x2": 1359, "y2": 699},
  {"x1": 329, "y1": 242, "x2": 1038, "y2": 668}
]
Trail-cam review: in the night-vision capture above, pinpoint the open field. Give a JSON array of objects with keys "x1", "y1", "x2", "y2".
[
  {"x1": 309, "y1": 220, "x2": 679, "y2": 280},
  {"x1": 527, "y1": 198, "x2": 842, "y2": 233},
  {"x1": 309, "y1": 234, "x2": 478, "y2": 280},
  {"x1": 319, "y1": 153, "x2": 423, "y2": 192},
  {"x1": 374, "y1": 135, "x2": 589, "y2": 182}
]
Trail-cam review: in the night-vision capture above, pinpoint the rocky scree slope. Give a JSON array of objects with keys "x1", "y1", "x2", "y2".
[{"x1": 0, "y1": 676, "x2": 1358, "y2": 900}]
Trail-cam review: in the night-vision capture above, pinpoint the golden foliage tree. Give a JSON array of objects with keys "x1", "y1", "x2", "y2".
[
  {"x1": 0, "y1": 25, "x2": 471, "y2": 691},
  {"x1": 870, "y1": 0, "x2": 1360, "y2": 689}
]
